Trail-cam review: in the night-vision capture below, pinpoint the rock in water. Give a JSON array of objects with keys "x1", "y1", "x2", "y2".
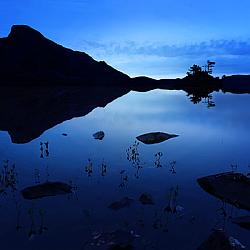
[
  {"x1": 108, "y1": 197, "x2": 134, "y2": 211},
  {"x1": 232, "y1": 216, "x2": 250, "y2": 230},
  {"x1": 85, "y1": 229, "x2": 135, "y2": 249},
  {"x1": 139, "y1": 193, "x2": 155, "y2": 205},
  {"x1": 197, "y1": 230, "x2": 245, "y2": 250},
  {"x1": 136, "y1": 132, "x2": 178, "y2": 145},
  {"x1": 93, "y1": 131, "x2": 105, "y2": 140},
  {"x1": 21, "y1": 181, "x2": 72, "y2": 199},
  {"x1": 197, "y1": 172, "x2": 250, "y2": 211}
]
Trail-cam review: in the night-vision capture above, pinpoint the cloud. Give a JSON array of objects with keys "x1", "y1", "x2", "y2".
[
  {"x1": 78, "y1": 39, "x2": 250, "y2": 78},
  {"x1": 80, "y1": 39, "x2": 250, "y2": 57}
]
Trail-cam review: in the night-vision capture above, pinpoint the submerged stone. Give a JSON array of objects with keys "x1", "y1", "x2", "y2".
[
  {"x1": 93, "y1": 131, "x2": 105, "y2": 140},
  {"x1": 108, "y1": 245, "x2": 133, "y2": 250},
  {"x1": 139, "y1": 193, "x2": 155, "y2": 205},
  {"x1": 21, "y1": 181, "x2": 72, "y2": 200},
  {"x1": 197, "y1": 230, "x2": 245, "y2": 250},
  {"x1": 232, "y1": 216, "x2": 250, "y2": 230},
  {"x1": 108, "y1": 230, "x2": 135, "y2": 248},
  {"x1": 197, "y1": 172, "x2": 250, "y2": 211},
  {"x1": 86, "y1": 229, "x2": 136, "y2": 249},
  {"x1": 108, "y1": 197, "x2": 134, "y2": 211},
  {"x1": 136, "y1": 132, "x2": 178, "y2": 145}
]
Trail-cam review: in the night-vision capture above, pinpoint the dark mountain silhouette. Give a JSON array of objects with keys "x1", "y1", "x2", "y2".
[{"x1": 0, "y1": 25, "x2": 130, "y2": 85}]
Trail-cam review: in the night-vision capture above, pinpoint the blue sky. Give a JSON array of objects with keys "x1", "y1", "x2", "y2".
[{"x1": 1, "y1": 0, "x2": 250, "y2": 78}]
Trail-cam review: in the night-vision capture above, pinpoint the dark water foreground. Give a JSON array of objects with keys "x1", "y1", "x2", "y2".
[{"x1": 0, "y1": 86, "x2": 250, "y2": 250}]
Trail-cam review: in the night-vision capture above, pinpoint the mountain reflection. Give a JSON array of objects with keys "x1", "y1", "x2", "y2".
[
  {"x1": 0, "y1": 86, "x2": 130, "y2": 143},
  {"x1": 1, "y1": 81, "x2": 250, "y2": 144}
]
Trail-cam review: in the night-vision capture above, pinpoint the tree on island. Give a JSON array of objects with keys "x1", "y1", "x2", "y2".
[
  {"x1": 184, "y1": 60, "x2": 217, "y2": 108},
  {"x1": 186, "y1": 60, "x2": 216, "y2": 80},
  {"x1": 206, "y1": 60, "x2": 216, "y2": 74}
]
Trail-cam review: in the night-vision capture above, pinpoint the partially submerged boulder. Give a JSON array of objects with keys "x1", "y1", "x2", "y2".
[
  {"x1": 197, "y1": 172, "x2": 250, "y2": 210},
  {"x1": 93, "y1": 131, "x2": 105, "y2": 140},
  {"x1": 197, "y1": 230, "x2": 245, "y2": 250},
  {"x1": 109, "y1": 245, "x2": 133, "y2": 250},
  {"x1": 108, "y1": 197, "x2": 134, "y2": 211},
  {"x1": 85, "y1": 229, "x2": 136, "y2": 249},
  {"x1": 107, "y1": 230, "x2": 135, "y2": 249},
  {"x1": 136, "y1": 132, "x2": 178, "y2": 145},
  {"x1": 139, "y1": 193, "x2": 155, "y2": 205},
  {"x1": 21, "y1": 181, "x2": 72, "y2": 199},
  {"x1": 232, "y1": 216, "x2": 250, "y2": 230}
]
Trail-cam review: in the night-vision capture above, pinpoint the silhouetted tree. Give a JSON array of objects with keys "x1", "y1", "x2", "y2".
[
  {"x1": 186, "y1": 61, "x2": 216, "y2": 80},
  {"x1": 187, "y1": 64, "x2": 202, "y2": 77},
  {"x1": 207, "y1": 60, "x2": 216, "y2": 75}
]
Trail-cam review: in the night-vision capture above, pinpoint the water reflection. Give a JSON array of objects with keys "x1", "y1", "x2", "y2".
[
  {"x1": 188, "y1": 92, "x2": 216, "y2": 108},
  {"x1": 27, "y1": 206, "x2": 48, "y2": 240},
  {"x1": 40, "y1": 141, "x2": 49, "y2": 159},
  {"x1": 154, "y1": 152, "x2": 163, "y2": 168},
  {"x1": 100, "y1": 160, "x2": 108, "y2": 177},
  {"x1": 0, "y1": 86, "x2": 130, "y2": 143},
  {"x1": 214, "y1": 201, "x2": 237, "y2": 231},
  {"x1": 85, "y1": 159, "x2": 94, "y2": 177},
  {"x1": 119, "y1": 170, "x2": 129, "y2": 188},
  {"x1": 0, "y1": 87, "x2": 250, "y2": 249},
  {"x1": 0, "y1": 160, "x2": 18, "y2": 194},
  {"x1": 0, "y1": 82, "x2": 249, "y2": 145},
  {"x1": 169, "y1": 161, "x2": 177, "y2": 174}
]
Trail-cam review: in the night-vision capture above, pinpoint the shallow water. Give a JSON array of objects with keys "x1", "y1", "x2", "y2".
[{"x1": 0, "y1": 89, "x2": 250, "y2": 250}]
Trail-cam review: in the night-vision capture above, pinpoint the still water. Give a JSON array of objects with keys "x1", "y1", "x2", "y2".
[{"x1": 0, "y1": 89, "x2": 250, "y2": 250}]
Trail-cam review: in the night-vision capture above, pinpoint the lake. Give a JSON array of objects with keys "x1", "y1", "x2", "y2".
[{"x1": 0, "y1": 88, "x2": 250, "y2": 250}]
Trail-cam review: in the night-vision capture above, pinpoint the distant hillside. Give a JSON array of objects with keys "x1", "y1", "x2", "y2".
[
  {"x1": 0, "y1": 25, "x2": 130, "y2": 85},
  {"x1": 221, "y1": 75, "x2": 250, "y2": 93}
]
